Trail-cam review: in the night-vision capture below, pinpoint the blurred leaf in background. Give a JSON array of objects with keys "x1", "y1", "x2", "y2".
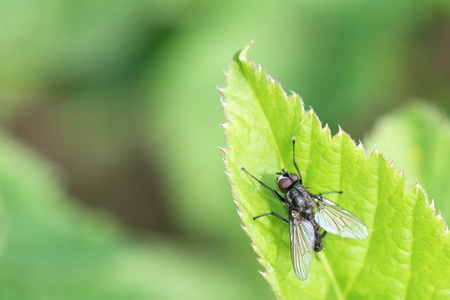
[
  {"x1": 364, "y1": 102, "x2": 450, "y2": 222},
  {"x1": 0, "y1": 0, "x2": 449, "y2": 298},
  {"x1": 0, "y1": 131, "x2": 273, "y2": 299}
]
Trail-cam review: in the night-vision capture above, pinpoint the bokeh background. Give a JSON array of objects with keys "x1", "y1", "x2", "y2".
[{"x1": 0, "y1": 1, "x2": 449, "y2": 299}]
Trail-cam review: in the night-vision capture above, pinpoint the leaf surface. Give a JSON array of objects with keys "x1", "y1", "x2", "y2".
[{"x1": 220, "y1": 44, "x2": 450, "y2": 299}]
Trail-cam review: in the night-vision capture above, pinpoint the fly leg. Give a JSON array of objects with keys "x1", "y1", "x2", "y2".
[
  {"x1": 315, "y1": 252, "x2": 322, "y2": 261},
  {"x1": 241, "y1": 168, "x2": 288, "y2": 224},
  {"x1": 318, "y1": 191, "x2": 343, "y2": 196},
  {"x1": 241, "y1": 167, "x2": 286, "y2": 202},
  {"x1": 253, "y1": 212, "x2": 289, "y2": 224}
]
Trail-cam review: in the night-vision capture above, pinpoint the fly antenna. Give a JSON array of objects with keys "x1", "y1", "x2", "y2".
[{"x1": 292, "y1": 137, "x2": 302, "y2": 183}]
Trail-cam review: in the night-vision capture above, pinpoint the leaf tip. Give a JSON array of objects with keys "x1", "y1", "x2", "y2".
[
  {"x1": 221, "y1": 146, "x2": 230, "y2": 165},
  {"x1": 429, "y1": 199, "x2": 436, "y2": 212},
  {"x1": 238, "y1": 41, "x2": 254, "y2": 62},
  {"x1": 412, "y1": 181, "x2": 424, "y2": 191},
  {"x1": 240, "y1": 219, "x2": 248, "y2": 229},
  {"x1": 398, "y1": 167, "x2": 407, "y2": 183},
  {"x1": 289, "y1": 90, "x2": 301, "y2": 99},
  {"x1": 410, "y1": 184, "x2": 447, "y2": 227},
  {"x1": 368, "y1": 146, "x2": 381, "y2": 158},
  {"x1": 373, "y1": 145, "x2": 381, "y2": 154},
  {"x1": 217, "y1": 86, "x2": 225, "y2": 94},
  {"x1": 305, "y1": 107, "x2": 324, "y2": 129},
  {"x1": 288, "y1": 91, "x2": 305, "y2": 112},
  {"x1": 333, "y1": 125, "x2": 359, "y2": 149},
  {"x1": 356, "y1": 140, "x2": 365, "y2": 151}
]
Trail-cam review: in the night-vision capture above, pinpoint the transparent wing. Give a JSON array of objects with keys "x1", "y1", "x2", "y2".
[
  {"x1": 314, "y1": 197, "x2": 368, "y2": 240},
  {"x1": 289, "y1": 217, "x2": 315, "y2": 280}
]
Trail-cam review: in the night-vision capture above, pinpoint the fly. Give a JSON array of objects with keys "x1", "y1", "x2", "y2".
[{"x1": 242, "y1": 137, "x2": 368, "y2": 280}]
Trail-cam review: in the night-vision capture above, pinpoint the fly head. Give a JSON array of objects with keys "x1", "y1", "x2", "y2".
[{"x1": 276, "y1": 168, "x2": 301, "y2": 192}]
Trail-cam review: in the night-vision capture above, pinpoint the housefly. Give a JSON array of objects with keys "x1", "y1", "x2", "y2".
[{"x1": 242, "y1": 137, "x2": 368, "y2": 280}]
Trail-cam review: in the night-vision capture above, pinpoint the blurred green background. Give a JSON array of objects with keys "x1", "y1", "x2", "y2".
[{"x1": 0, "y1": 0, "x2": 449, "y2": 299}]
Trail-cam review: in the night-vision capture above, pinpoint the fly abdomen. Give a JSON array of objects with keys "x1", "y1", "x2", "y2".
[{"x1": 313, "y1": 220, "x2": 323, "y2": 252}]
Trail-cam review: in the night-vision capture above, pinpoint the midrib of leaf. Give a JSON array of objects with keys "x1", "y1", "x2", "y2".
[
  {"x1": 237, "y1": 49, "x2": 347, "y2": 300},
  {"x1": 320, "y1": 252, "x2": 345, "y2": 300}
]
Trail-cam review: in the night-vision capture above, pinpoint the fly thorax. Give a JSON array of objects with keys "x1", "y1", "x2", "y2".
[{"x1": 286, "y1": 187, "x2": 307, "y2": 210}]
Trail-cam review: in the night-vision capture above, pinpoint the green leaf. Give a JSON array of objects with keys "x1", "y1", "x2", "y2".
[
  {"x1": 220, "y1": 44, "x2": 450, "y2": 299},
  {"x1": 364, "y1": 102, "x2": 450, "y2": 223},
  {"x1": 0, "y1": 130, "x2": 150, "y2": 299},
  {"x1": 0, "y1": 130, "x2": 271, "y2": 300}
]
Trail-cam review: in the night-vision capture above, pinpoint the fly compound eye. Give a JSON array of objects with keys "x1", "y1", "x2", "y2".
[
  {"x1": 278, "y1": 177, "x2": 292, "y2": 191},
  {"x1": 290, "y1": 173, "x2": 299, "y2": 182}
]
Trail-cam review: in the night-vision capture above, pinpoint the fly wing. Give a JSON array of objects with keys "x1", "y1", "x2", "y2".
[
  {"x1": 289, "y1": 216, "x2": 315, "y2": 280},
  {"x1": 314, "y1": 197, "x2": 368, "y2": 240}
]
